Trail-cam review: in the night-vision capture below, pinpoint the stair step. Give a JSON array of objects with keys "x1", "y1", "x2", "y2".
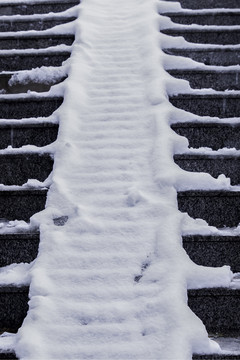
[
  {"x1": 0, "y1": 354, "x2": 17, "y2": 360},
  {"x1": 188, "y1": 288, "x2": 240, "y2": 334},
  {"x1": 0, "y1": 34, "x2": 74, "y2": 50},
  {"x1": 0, "y1": 96, "x2": 63, "y2": 119},
  {"x1": 163, "y1": 0, "x2": 240, "y2": 9},
  {"x1": 193, "y1": 355, "x2": 240, "y2": 359},
  {"x1": 0, "y1": 286, "x2": 28, "y2": 333},
  {"x1": 171, "y1": 122, "x2": 240, "y2": 150},
  {"x1": 168, "y1": 69, "x2": 240, "y2": 91},
  {"x1": 0, "y1": 233, "x2": 39, "y2": 267},
  {"x1": 0, "y1": 123, "x2": 58, "y2": 149},
  {"x1": 162, "y1": 12, "x2": 240, "y2": 26},
  {"x1": 178, "y1": 191, "x2": 240, "y2": 228},
  {"x1": 0, "y1": 73, "x2": 67, "y2": 94},
  {"x1": 162, "y1": 29, "x2": 240, "y2": 45},
  {"x1": 0, "y1": 51, "x2": 70, "y2": 72},
  {"x1": 0, "y1": 189, "x2": 47, "y2": 221},
  {"x1": 0, "y1": 16, "x2": 76, "y2": 32},
  {"x1": 183, "y1": 235, "x2": 240, "y2": 272},
  {"x1": 164, "y1": 48, "x2": 240, "y2": 66},
  {"x1": 0, "y1": 0, "x2": 80, "y2": 16},
  {"x1": 169, "y1": 94, "x2": 240, "y2": 118},
  {"x1": 0, "y1": 153, "x2": 53, "y2": 185},
  {"x1": 174, "y1": 154, "x2": 240, "y2": 185}
]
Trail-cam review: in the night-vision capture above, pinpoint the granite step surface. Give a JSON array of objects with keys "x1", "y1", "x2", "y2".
[
  {"x1": 162, "y1": 11, "x2": 240, "y2": 26},
  {"x1": 0, "y1": 286, "x2": 29, "y2": 333},
  {"x1": 164, "y1": 48, "x2": 240, "y2": 66},
  {"x1": 162, "y1": 29, "x2": 240, "y2": 45},
  {"x1": 0, "y1": 34, "x2": 74, "y2": 50},
  {"x1": 0, "y1": 96, "x2": 63, "y2": 119},
  {"x1": 183, "y1": 235, "x2": 240, "y2": 272},
  {"x1": 0, "y1": 123, "x2": 58, "y2": 149},
  {"x1": 0, "y1": 233, "x2": 39, "y2": 267},
  {"x1": 174, "y1": 154, "x2": 240, "y2": 185},
  {"x1": 0, "y1": 16, "x2": 76, "y2": 32},
  {"x1": 171, "y1": 122, "x2": 240, "y2": 150},
  {"x1": 0, "y1": 0, "x2": 80, "y2": 16},
  {"x1": 168, "y1": 69, "x2": 240, "y2": 91},
  {"x1": 178, "y1": 191, "x2": 240, "y2": 228},
  {"x1": 169, "y1": 94, "x2": 240, "y2": 118},
  {"x1": 193, "y1": 355, "x2": 240, "y2": 359},
  {"x1": 0, "y1": 189, "x2": 47, "y2": 221},
  {"x1": 163, "y1": 0, "x2": 240, "y2": 9}
]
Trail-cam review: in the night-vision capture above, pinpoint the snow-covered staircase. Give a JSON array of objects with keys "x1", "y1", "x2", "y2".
[{"x1": 162, "y1": 0, "x2": 240, "y2": 358}]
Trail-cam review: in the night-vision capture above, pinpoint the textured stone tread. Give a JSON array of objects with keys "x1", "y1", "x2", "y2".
[
  {"x1": 163, "y1": 0, "x2": 240, "y2": 9},
  {"x1": 0, "y1": 34, "x2": 74, "y2": 50},
  {"x1": 193, "y1": 355, "x2": 240, "y2": 360},
  {"x1": 162, "y1": 11, "x2": 240, "y2": 26}
]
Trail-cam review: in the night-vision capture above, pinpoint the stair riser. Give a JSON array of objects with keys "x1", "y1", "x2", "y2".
[
  {"x1": 163, "y1": 13, "x2": 240, "y2": 26},
  {"x1": 170, "y1": 96, "x2": 240, "y2": 118},
  {"x1": 0, "y1": 17, "x2": 76, "y2": 32},
  {"x1": 0, "y1": 287, "x2": 29, "y2": 333},
  {"x1": 0, "y1": 97, "x2": 63, "y2": 119},
  {"x1": 164, "y1": 0, "x2": 240, "y2": 9},
  {"x1": 164, "y1": 49, "x2": 240, "y2": 66},
  {"x1": 0, "y1": 1, "x2": 80, "y2": 16},
  {"x1": 171, "y1": 124, "x2": 240, "y2": 151},
  {"x1": 168, "y1": 71, "x2": 240, "y2": 91},
  {"x1": 0, "y1": 53, "x2": 70, "y2": 72},
  {"x1": 0, "y1": 35, "x2": 74, "y2": 50},
  {"x1": 0, "y1": 154, "x2": 53, "y2": 185},
  {"x1": 0, "y1": 124, "x2": 58, "y2": 149},
  {"x1": 178, "y1": 192, "x2": 240, "y2": 228},
  {"x1": 163, "y1": 30, "x2": 240, "y2": 45},
  {"x1": 188, "y1": 289, "x2": 240, "y2": 334},
  {"x1": 0, "y1": 190, "x2": 47, "y2": 221},
  {"x1": 193, "y1": 355, "x2": 240, "y2": 359},
  {"x1": 174, "y1": 156, "x2": 240, "y2": 185},
  {"x1": 0, "y1": 234, "x2": 39, "y2": 267},
  {"x1": 183, "y1": 236, "x2": 240, "y2": 273}
]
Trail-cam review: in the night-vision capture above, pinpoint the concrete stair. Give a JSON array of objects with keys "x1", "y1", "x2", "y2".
[
  {"x1": 163, "y1": 0, "x2": 240, "y2": 9},
  {"x1": 0, "y1": 34, "x2": 74, "y2": 50},
  {"x1": 162, "y1": 11, "x2": 240, "y2": 26}
]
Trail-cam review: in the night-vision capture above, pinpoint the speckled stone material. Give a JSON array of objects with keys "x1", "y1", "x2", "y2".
[
  {"x1": 168, "y1": 70, "x2": 240, "y2": 91},
  {"x1": 193, "y1": 355, "x2": 240, "y2": 360},
  {"x1": 177, "y1": 191, "x2": 240, "y2": 228},
  {"x1": 0, "y1": 51, "x2": 71, "y2": 72},
  {"x1": 163, "y1": 0, "x2": 240, "y2": 9},
  {"x1": 183, "y1": 235, "x2": 240, "y2": 273},
  {"x1": 0, "y1": 354, "x2": 17, "y2": 360},
  {"x1": 188, "y1": 288, "x2": 240, "y2": 334},
  {"x1": 0, "y1": 233, "x2": 39, "y2": 267},
  {"x1": 0, "y1": 16, "x2": 76, "y2": 32},
  {"x1": 162, "y1": 12, "x2": 240, "y2": 26},
  {"x1": 162, "y1": 29, "x2": 240, "y2": 45},
  {"x1": 0, "y1": 153, "x2": 53, "y2": 185},
  {"x1": 0, "y1": 0, "x2": 80, "y2": 16},
  {"x1": 0, "y1": 189, "x2": 47, "y2": 221},
  {"x1": 0, "y1": 34, "x2": 74, "y2": 50},
  {"x1": 171, "y1": 123, "x2": 240, "y2": 151},
  {"x1": 164, "y1": 48, "x2": 240, "y2": 66},
  {"x1": 169, "y1": 94, "x2": 240, "y2": 118},
  {"x1": 0, "y1": 286, "x2": 29, "y2": 333},
  {"x1": 174, "y1": 154, "x2": 240, "y2": 185},
  {"x1": 0, "y1": 123, "x2": 58, "y2": 149},
  {"x1": 0, "y1": 96, "x2": 63, "y2": 119}
]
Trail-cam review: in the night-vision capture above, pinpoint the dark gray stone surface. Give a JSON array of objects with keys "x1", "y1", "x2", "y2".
[
  {"x1": 162, "y1": 12, "x2": 240, "y2": 26},
  {"x1": 177, "y1": 191, "x2": 240, "y2": 228},
  {"x1": 0, "y1": 153, "x2": 53, "y2": 185},
  {"x1": 162, "y1": 29, "x2": 240, "y2": 45},
  {"x1": 0, "y1": 0, "x2": 80, "y2": 16},
  {"x1": 0, "y1": 16, "x2": 76, "y2": 32},
  {"x1": 193, "y1": 355, "x2": 240, "y2": 360},
  {"x1": 0, "y1": 286, "x2": 29, "y2": 333},
  {"x1": 0, "y1": 34, "x2": 74, "y2": 50},
  {"x1": 0, "y1": 189, "x2": 47, "y2": 221},
  {"x1": 0, "y1": 96, "x2": 63, "y2": 119},
  {"x1": 174, "y1": 154, "x2": 240, "y2": 185},
  {"x1": 164, "y1": 48, "x2": 240, "y2": 66},
  {"x1": 0, "y1": 233, "x2": 39, "y2": 267},
  {"x1": 168, "y1": 70, "x2": 240, "y2": 91},
  {"x1": 163, "y1": 0, "x2": 240, "y2": 9},
  {"x1": 171, "y1": 123, "x2": 240, "y2": 150},
  {"x1": 188, "y1": 288, "x2": 240, "y2": 334},
  {"x1": 0, "y1": 353, "x2": 17, "y2": 359},
  {"x1": 169, "y1": 94, "x2": 240, "y2": 118},
  {"x1": 183, "y1": 235, "x2": 240, "y2": 272},
  {"x1": 0, "y1": 51, "x2": 71, "y2": 71}
]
